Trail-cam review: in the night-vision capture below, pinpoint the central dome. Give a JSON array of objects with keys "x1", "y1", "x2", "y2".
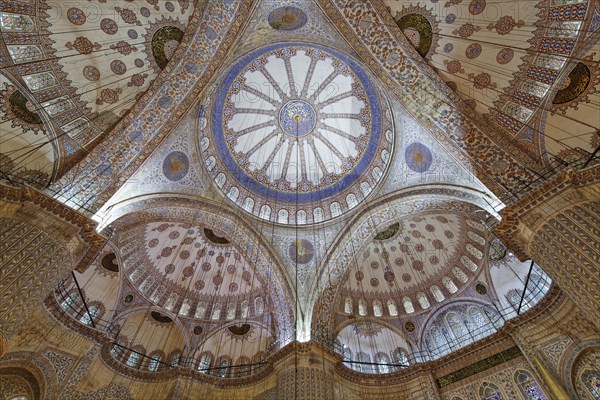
[{"x1": 200, "y1": 43, "x2": 393, "y2": 225}]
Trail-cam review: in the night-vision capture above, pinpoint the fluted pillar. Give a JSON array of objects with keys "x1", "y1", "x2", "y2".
[
  {"x1": 275, "y1": 343, "x2": 336, "y2": 400},
  {"x1": 496, "y1": 166, "x2": 600, "y2": 329},
  {"x1": 0, "y1": 185, "x2": 103, "y2": 339}
]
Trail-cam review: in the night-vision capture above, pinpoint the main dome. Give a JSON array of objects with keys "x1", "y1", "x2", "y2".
[{"x1": 200, "y1": 43, "x2": 393, "y2": 225}]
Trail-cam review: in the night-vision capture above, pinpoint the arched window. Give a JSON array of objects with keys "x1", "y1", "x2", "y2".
[
  {"x1": 240, "y1": 300, "x2": 249, "y2": 318},
  {"x1": 442, "y1": 276, "x2": 458, "y2": 293},
  {"x1": 479, "y1": 382, "x2": 505, "y2": 400},
  {"x1": 357, "y1": 352, "x2": 371, "y2": 374},
  {"x1": 344, "y1": 297, "x2": 353, "y2": 314},
  {"x1": 431, "y1": 285, "x2": 445, "y2": 302},
  {"x1": 60, "y1": 292, "x2": 80, "y2": 313},
  {"x1": 164, "y1": 293, "x2": 178, "y2": 311},
  {"x1": 387, "y1": 299, "x2": 398, "y2": 316},
  {"x1": 148, "y1": 354, "x2": 161, "y2": 372},
  {"x1": 358, "y1": 299, "x2": 367, "y2": 316},
  {"x1": 216, "y1": 356, "x2": 231, "y2": 378},
  {"x1": 375, "y1": 352, "x2": 390, "y2": 374},
  {"x1": 403, "y1": 296, "x2": 415, "y2": 314},
  {"x1": 126, "y1": 347, "x2": 143, "y2": 368},
  {"x1": 342, "y1": 347, "x2": 352, "y2": 363},
  {"x1": 468, "y1": 307, "x2": 487, "y2": 339},
  {"x1": 198, "y1": 353, "x2": 212, "y2": 373},
  {"x1": 581, "y1": 370, "x2": 600, "y2": 399},
  {"x1": 195, "y1": 302, "x2": 207, "y2": 319},
  {"x1": 169, "y1": 351, "x2": 181, "y2": 367},
  {"x1": 392, "y1": 348, "x2": 409, "y2": 370},
  {"x1": 259, "y1": 205, "x2": 271, "y2": 220},
  {"x1": 431, "y1": 326, "x2": 446, "y2": 356},
  {"x1": 254, "y1": 297, "x2": 264, "y2": 315},
  {"x1": 180, "y1": 298, "x2": 192, "y2": 316},
  {"x1": 80, "y1": 305, "x2": 100, "y2": 325},
  {"x1": 236, "y1": 356, "x2": 252, "y2": 377},
  {"x1": 211, "y1": 302, "x2": 222, "y2": 320},
  {"x1": 446, "y1": 312, "x2": 467, "y2": 342},
  {"x1": 226, "y1": 302, "x2": 236, "y2": 320},
  {"x1": 452, "y1": 267, "x2": 468, "y2": 283},
  {"x1": 373, "y1": 300, "x2": 383, "y2": 317},
  {"x1": 417, "y1": 292, "x2": 430, "y2": 309},
  {"x1": 514, "y1": 370, "x2": 548, "y2": 400}
]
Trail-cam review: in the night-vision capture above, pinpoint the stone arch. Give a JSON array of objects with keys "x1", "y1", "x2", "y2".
[
  {"x1": 0, "y1": 352, "x2": 56, "y2": 400},
  {"x1": 560, "y1": 340, "x2": 600, "y2": 399}
]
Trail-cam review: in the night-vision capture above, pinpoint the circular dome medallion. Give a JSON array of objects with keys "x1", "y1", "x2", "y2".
[
  {"x1": 268, "y1": 6, "x2": 308, "y2": 31},
  {"x1": 201, "y1": 43, "x2": 392, "y2": 224},
  {"x1": 279, "y1": 100, "x2": 316, "y2": 136}
]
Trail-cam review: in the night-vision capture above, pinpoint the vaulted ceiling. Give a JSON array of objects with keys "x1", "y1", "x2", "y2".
[{"x1": 0, "y1": 0, "x2": 597, "y2": 380}]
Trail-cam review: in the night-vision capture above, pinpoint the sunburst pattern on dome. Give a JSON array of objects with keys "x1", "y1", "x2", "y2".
[
  {"x1": 338, "y1": 211, "x2": 488, "y2": 316},
  {"x1": 119, "y1": 221, "x2": 264, "y2": 319},
  {"x1": 201, "y1": 43, "x2": 393, "y2": 225}
]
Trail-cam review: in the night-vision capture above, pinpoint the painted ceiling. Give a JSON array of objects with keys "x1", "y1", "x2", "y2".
[
  {"x1": 0, "y1": 0, "x2": 597, "y2": 379},
  {"x1": 1, "y1": 0, "x2": 193, "y2": 183},
  {"x1": 340, "y1": 212, "x2": 487, "y2": 308},
  {"x1": 386, "y1": 0, "x2": 599, "y2": 163},
  {"x1": 202, "y1": 42, "x2": 393, "y2": 224}
]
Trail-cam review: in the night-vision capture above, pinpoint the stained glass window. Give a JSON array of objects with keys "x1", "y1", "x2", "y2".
[
  {"x1": 514, "y1": 370, "x2": 548, "y2": 400},
  {"x1": 126, "y1": 350, "x2": 141, "y2": 368},
  {"x1": 376, "y1": 353, "x2": 390, "y2": 373},
  {"x1": 373, "y1": 299, "x2": 383, "y2": 317},
  {"x1": 170, "y1": 352, "x2": 180, "y2": 367},
  {"x1": 479, "y1": 382, "x2": 505, "y2": 400},
  {"x1": 198, "y1": 353, "x2": 212, "y2": 372},
  {"x1": 216, "y1": 356, "x2": 231, "y2": 377},
  {"x1": 60, "y1": 293, "x2": 79, "y2": 312},
  {"x1": 148, "y1": 355, "x2": 161, "y2": 372},
  {"x1": 358, "y1": 299, "x2": 367, "y2": 316},
  {"x1": 255, "y1": 297, "x2": 264, "y2": 315},
  {"x1": 393, "y1": 348, "x2": 409, "y2": 369},
  {"x1": 582, "y1": 370, "x2": 600, "y2": 399},
  {"x1": 80, "y1": 306, "x2": 99, "y2": 325},
  {"x1": 344, "y1": 297, "x2": 353, "y2": 314},
  {"x1": 387, "y1": 299, "x2": 398, "y2": 316}
]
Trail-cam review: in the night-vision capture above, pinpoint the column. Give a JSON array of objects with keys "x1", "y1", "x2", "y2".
[
  {"x1": 496, "y1": 166, "x2": 600, "y2": 329},
  {"x1": 0, "y1": 185, "x2": 103, "y2": 339}
]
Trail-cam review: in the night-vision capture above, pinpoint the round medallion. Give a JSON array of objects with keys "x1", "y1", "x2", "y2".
[
  {"x1": 279, "y1": 100, "x2": 317, "y2": 137},
  {"x1": 193, "y1": 325, "x2": 203, "y2": 335},
  {"x1": 496, "y1": 47, "x2": 515, "y2": 65},
  {"x1": 268, "y1": 6, "x2": 308, "y2": 31},
  {"x1": 288, "y1": 239, "x2": 315, "y2": 264},
  {"x1": 83, "y1": 66, "x2": 100, "y2": 81},
  {"x1": 465, "y1": 43, "x2": 482, "y2": 59},
  {"x1": 202, "y1": 43, "x2": 391, "y2": 224},
  {"x1": 100, "y1": 18, "x2": 118, "y2": 35},
  {"x1": 67, "y1": 8, "x2": 86, "y2": 25},
  {"x1": 475, "y1": 283, "x2": 487, "y2": 295},
  {"x1": 162, "y1": 151, "x2": 189, "y2": 181},
  {"x1": 405, "y1": 321, "x2": 416, "y2": 332},
  {"x1": 110, "y1": 60, "x2": 127, "y2": 75},
  {"x1": 405, "y1": 142, "x2": 433, "y2": 173},
  {"x1": 124, "y1": 294, "x2": 134, "y2": 304}
]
